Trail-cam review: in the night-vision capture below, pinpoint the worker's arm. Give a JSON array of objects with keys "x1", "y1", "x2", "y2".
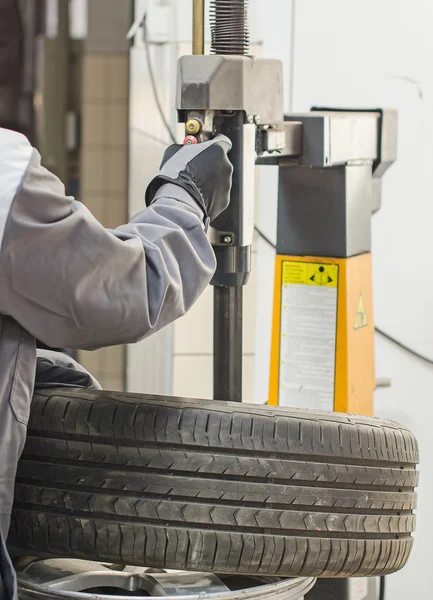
[{"x1": 0, "y1": 132, "x2": 232, "y2": 349}]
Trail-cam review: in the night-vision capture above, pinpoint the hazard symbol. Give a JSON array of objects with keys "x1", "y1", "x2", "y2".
[
  {"x1": 309, "y1": 265, "x2": 334, "y2": 286},
  {"x1": 307, "y1": 264, "x2": 338, "y2": 288},
  {"x1": 354, "y1": 294, "x2": 368, "y2": 330}
]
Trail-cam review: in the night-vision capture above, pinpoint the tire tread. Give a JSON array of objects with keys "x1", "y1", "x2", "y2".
[{"x1": 9, "y1": 390, "x2": 418, "y2": 578}]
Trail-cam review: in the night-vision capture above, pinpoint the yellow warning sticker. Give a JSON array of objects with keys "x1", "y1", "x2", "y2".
[
  {"x1": 279, "y1": 260, "x2": 339, "y2": 411},
  {"x1": 354, "y1": 294, "x2": 368, "y2": 330},
  {"x1": 282, "y1": 261, "x2": 338, "y2": 288}
]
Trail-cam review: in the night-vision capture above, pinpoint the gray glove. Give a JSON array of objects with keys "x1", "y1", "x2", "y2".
[{"x1": 145, "y1": 134, "x2": 233, "y2": 223}]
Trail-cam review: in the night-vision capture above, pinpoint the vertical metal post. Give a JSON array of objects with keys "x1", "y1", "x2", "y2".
[
  {"x1": 213, "y1": 286, "x2": 243, "y2": 402},
  {"x1": 201, "y1": 1, "x2": 252, "y2": 403},
  {"x1": 38, "y1": 0, "x2": 69, "y2": 184},
  {"x1": 212, "y1": 113, "x2": 251, "y2": 402},
  {"x1": 192, "y1": 0, "x2": 205, "y2": 55}
]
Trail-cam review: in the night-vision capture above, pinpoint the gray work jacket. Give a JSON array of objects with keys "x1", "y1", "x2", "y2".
[{"x1": 0, "y1": 128, "x2": 216, "y2": 598}]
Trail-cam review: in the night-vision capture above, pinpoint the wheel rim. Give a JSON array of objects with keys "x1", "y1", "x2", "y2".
[{"x1": 16, "y1": 558, "x2": 316, "y2": 599}]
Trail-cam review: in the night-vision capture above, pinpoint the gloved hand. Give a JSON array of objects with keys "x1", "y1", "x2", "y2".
[
  {"x1": 145, "y1": 134, "x2": 233, "y2": 223},
  {"x1": 35, "y1": 357, "x2": 94, "y2": 389},
  {"x1": 34, "y1": 350, "x2": 102, "y2": 390}
]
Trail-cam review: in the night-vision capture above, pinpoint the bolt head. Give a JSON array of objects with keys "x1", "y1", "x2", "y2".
[
  {"x1": 183, "y1": 135, "x2": 198, "y2": 146},
  {"x1": 186, "y1": 119, "x2": 201, "y2": 135},
  {"x1": 223, "y1": 236, "x2": 232, "y2": 244},
  {"x1": 247, "y1": 115, "x2": 254, "y2": 124},
  {"x1": 253, "y1": 114, "x2": 261, "y2": 124}
]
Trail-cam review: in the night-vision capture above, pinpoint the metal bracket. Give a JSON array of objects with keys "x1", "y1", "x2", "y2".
[
  {"x1": 256, "y1": 121, "x2": 303, "y2": 158},
  {"x1": 177, "y1": 55, "x2": 284, "y2": 125},
  {"x1": 262, "y1": 108, "x2": 398, "y2": 258},
  {"x1": 311, "y1": 107, "x2": 398, "y2": 176},
  {"x1": 257, "y1": 108, "x2": 397, "y2": 171}
]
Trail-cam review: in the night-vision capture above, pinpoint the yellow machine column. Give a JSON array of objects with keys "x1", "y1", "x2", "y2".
[{"x1": 265, "y1": 109, "x2": 397, "y2": 415}]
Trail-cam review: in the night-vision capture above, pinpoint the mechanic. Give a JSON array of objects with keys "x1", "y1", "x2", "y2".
[{"x1": 0, "y1": 126, "x2": 233, "y2": 599}]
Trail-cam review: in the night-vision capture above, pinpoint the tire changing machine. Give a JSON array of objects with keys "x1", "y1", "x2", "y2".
[{"x1": 179, "y1": 1, "x2": 398, "y2": 599}]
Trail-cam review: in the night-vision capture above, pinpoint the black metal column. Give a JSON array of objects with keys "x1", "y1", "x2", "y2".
[
  {"x1": 211, "y1": 113, "x2": 251, "y2": 402},
  {"x1": 213, "y1": 286, "x2": 243, "y2": 401},
  {"x1": 210, "y1": 1, "x2": 251, "y2": 403}
]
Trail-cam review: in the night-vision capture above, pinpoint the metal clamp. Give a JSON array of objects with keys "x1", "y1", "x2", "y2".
[{"x1": 177, "y1": 55, "x2": 284, "y2": 126}]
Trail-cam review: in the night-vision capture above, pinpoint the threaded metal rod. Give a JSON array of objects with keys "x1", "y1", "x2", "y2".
[{"x1": 210, "y1": 0, "x2": 250, "y2": 55}]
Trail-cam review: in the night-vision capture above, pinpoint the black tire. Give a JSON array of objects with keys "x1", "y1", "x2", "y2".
[{"x1": 9, "y1": 389, "x2": 418, "y2": 578}]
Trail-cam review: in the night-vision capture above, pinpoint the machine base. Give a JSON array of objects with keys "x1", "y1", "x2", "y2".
[{"x1": 268, "y1": 253, "x2": 375, "y2": 415}]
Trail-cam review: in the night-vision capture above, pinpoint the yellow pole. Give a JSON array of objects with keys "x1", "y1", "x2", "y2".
[{"x1": 193, "y1": 0, "x2": 205, "y2": 55}]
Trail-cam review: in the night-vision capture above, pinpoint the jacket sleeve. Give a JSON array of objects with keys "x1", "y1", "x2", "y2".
[{"x1": 0, "y1": 149, "x2": 216, "y2": 349}]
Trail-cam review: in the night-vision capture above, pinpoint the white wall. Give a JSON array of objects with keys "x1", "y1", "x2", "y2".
[
  {"x1": 255, "y1": 0, "x2": 431, "y2": 596},
  {"x1": 127, "y1": 0, "x2": 179, "y2": 395},
  {"x1": 254, "y1": 0, "x2": 295, "y2": 404}
]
